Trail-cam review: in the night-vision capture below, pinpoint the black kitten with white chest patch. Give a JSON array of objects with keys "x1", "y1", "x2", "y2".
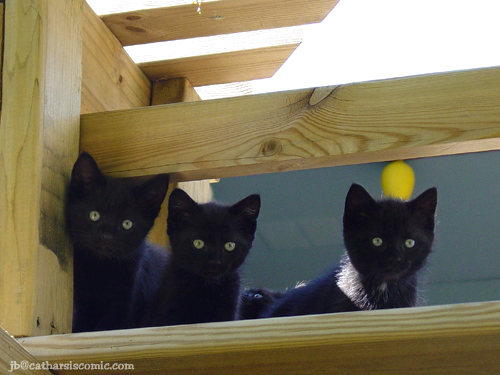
[
  {"x1": 262, "y1": 183, "x2": 437, "y2": 318},
  {"x1": 143, "y1": 188, "x2": 260, "y2": 327},
  {"x1": 67, "y1": 152, "x2": 169, "y2": 332},
  {"x1": 338, "y1": 183, "x2": 437, "y2": 310}
]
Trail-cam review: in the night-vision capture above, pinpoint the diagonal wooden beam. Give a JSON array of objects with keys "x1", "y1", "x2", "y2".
[
  {"x1": 0, "y1": 328, "x2": 52, "y2": 374},
  {"x1": 80, "y1": 66, "x2": 500, "y2": 183},
  {"x1": 81, "y1": 2, "x2": 151, "y2": 114},
  {"x1": 100, "y1": 0, "x2": 340, "y2": 46},
  {"x1": 138, "y1": 44, "x2": 301, "y2": 86}
]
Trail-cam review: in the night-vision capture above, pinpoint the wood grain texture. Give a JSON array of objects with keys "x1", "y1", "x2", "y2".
[
  {"x1": 0, "y1": 0, "x2": 83, "y2": 337},
  {"x1": 147, "y1": 78, "x2": 211, "y2": 248},
  {"x1": 80, "y1": 66, "x2": 500, "y2": 182},
  {"x1": 18, "y1": 301, "x2": 500, "y2": 374},
  {"x1": 151, "y1": 78, "x2": 201, "y2": 105},
  {"x1": 81, "y1": 2, "x2": 151, "y2": 114},
  {"x1": 138, "y1": 44, "x2": 300, "y2": 86},
  {"x1": 101, "y1": 0, "x2": 339, "y2": 46},
  {"x1": 0, "y1": 3, "x2": 4, "y2": 107},
  {"x1": 195, "y1": 81, "x2": 254, "y2": 100},
  {"x1": 0, "y1": 328, "x2": 52, "y2": 375}
]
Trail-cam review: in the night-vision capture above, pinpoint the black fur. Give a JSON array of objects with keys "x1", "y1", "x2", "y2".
[
  {"x1": 67, "y1": 152, "x2": 169, "y2": 332},
  {"x1": 143, "y1": 189, "x2": 260, "y2": 327},
  {"x1": 238, "y1": 288, "x2": 283, "y2": 320},
  {"x1": 261, "y1": 183, "x2": 437, "y2": 318}
]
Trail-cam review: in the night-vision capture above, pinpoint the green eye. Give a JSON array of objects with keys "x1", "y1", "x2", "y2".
[
  {"x1": 224, "y1": 242, "x2": 236, "y2": 251},
  {"x1": 405, "y1": 239, "x2": 415, "y2": 248},
  {"x1": 372, "y1": 237, "x2": 383, "y2": 247},
  {"x1": 193, "y1": 239, "x2": 205, "y2": 249},
  {"x1": 89, "y1": 211, "x2": 100, "y2": 222},
  {"x1": 122, "y1": 220, "x2": 133, "y2": 230}
]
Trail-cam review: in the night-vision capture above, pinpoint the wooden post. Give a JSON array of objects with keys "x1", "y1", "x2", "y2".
[
  {"x1": 0, "y1": 0, "x2": 83, "y2": 337},
  {"x1": 0, "y1": 3, "x2": 4, "y2": 108},
  {"x1": 147, "y1": 78, "x2": 213, "y2": 248}
]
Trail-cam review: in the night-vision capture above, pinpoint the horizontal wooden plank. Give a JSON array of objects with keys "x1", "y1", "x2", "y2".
[
  {"x1": 195, "y1": 81, "x2": 254, "y2": 100},
  {"x1": 100, "y1": 0, "x2": 339, "y2": 46},
  {"x1": 128, "y1": 27, "x2": 302, "y2": 85},
  {"x1": 126, "y1": 26, "x2": 302, "y2": 62},
  {"x1": 138, "y1": 43, "x2": 300, "y2": 86},
  {"x1": 79, "y1": 66, "x2": 500, "y2": 182},
  {"x1": 18, "y1": 301, "x2": 500, "y2": 374},
  {"x1": 81, "y1": 2, "x2": 151, "y2": 114}
]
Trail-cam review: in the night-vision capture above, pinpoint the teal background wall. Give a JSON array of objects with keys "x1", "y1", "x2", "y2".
[{"x1": 211, "y1": 150, "x2": 500, "y2": 305}]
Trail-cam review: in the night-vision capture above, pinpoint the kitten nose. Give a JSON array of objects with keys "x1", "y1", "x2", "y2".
[
  {"x1": 100, "y1": 233, "x2": 113, "y2": 242},
  {"x1": 208, "y1": 258, "x2": 222, "y2": 265}
]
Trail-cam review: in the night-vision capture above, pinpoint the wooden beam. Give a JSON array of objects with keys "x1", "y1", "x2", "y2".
[
  {"x1": 0, "y1": 0, "x2": 83, "y2": 336},
  {"x1": 81, "y1": 2, "x2": 151, "y2": 114},
  {"x1": 137, "y1": 42, "x2": 301, "y2": 86},
  {"x1": 101, "y1": 0, "x2": 340, "y2": 46},
  {"x1": 80, "y1": 66, "x2": 500, "y2": 182},
  {"x1": 147, "y1": 78, "x2": 213, "y2": 249},
  {"x1": 151, "y1": 78, "x2": 201, "y2": 105},
  {"x1": 18, "y1": 301, "x2": 500, "y2": 374},
  {"x1": 0, "y1": 328, "x2": 52, "y2": 374},
  {"x1": 196, "y1": 81, "x2": 254, "y2": 100}
]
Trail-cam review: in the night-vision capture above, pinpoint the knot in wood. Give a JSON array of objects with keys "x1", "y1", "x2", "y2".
[
  {"x1": 125, "y1": 25, "x2": 147, "y2": 33},
  {"x1": 126, "y1": 15, "x2": 142, "y2": 21},
  {"x1": 261, "y1": 138, "x2": 282, "y2": 157}
]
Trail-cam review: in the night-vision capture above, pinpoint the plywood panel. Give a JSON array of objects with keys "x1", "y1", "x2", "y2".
[
  {"x1": 80, "y1": 66, "x2": 500, "y2": 182},
  {"x1": 18, "y1": 301, "x2": 500, "y2": 374},
  {"x1": 101, "y1": 0, "x2": 339, "y2": 46},
  {"x1": 81, "y1": 2, "x2": 151, "y2": 114},
  {"x1": 0, "y1": 0, "x2": 83, "y2": 336}
]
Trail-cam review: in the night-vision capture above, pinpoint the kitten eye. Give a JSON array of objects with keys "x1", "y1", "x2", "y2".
[
  {"x1": 372, "y1": 237, "x2": 383, "y2": 247},
  {"x1": 89, "y1": 211, "x2": 101, "y2": 222},
  {"x1": 122, "y1": 220, "x2": 133, "y2": 230},
  {"x1": 224, "y1": 242, "x2": 236, "y2": 252},
  {"x1": 193, "y1": 239, "x2": 205, "y2": 249},
  {"x1": 405, "y1": 239, "x2": 416, "y2": 248}
]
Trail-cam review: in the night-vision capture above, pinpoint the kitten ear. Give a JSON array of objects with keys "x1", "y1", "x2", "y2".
[
  {"x1": 229, "y1": 194, "x2": 260, "y2": 238},
  {"x1": 69, "y1": 152, "x2": 105, "y2": 196},
  {"x1": 409, "y1": 187, "x2": 438, "y2": 230},
  {"x1": 168, "y1": 188, "x2": 199, "y2": 219},
  {"x1": 134, "y1": 174, "x2": 170, "y2": 219},
  {"x1": 229, "y1": 194, "x2": 261, "y2": 222},
  {"x1": 344, "y1": 183, "x2": 376, "y2": 214}
]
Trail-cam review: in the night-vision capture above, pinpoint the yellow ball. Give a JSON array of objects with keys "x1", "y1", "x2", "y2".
[{"x1": 381, "y1": 160, "x2": 415, "y2": 200}]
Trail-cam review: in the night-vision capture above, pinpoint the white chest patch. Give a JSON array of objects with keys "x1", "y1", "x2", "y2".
[{"x1": 379, "y1": 282, "x2": 388, "y2": 293}]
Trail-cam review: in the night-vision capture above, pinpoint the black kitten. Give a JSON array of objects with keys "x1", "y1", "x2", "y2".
[
  {"x1": 67, "y1": 152, "x2": 169, "y2": 332},
  {"x1": 143, "y1": 188, "x2": 260, "y2": 327},
  {"x1": 238, "y1": 288, "x2": 283, "y2": 320},
  {"x1": 262, "y1": 183, "x2": 437, "y2": 318}
]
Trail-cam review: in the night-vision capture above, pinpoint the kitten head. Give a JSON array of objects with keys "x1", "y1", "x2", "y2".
[
  {"x1": 167, "y1": 188, "x2": 260, "y2": 280},
  {"x1": 66, "y1": 152, "x2": 169, "y2": 259},
  {"x1": 342, "y1": 183, "x2": 437, "y2": 282}
]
